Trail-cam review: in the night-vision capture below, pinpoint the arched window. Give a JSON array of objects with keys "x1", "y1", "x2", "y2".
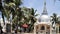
[{"x1": 41, "y1": 26, "x2": 45, "y2": 30}]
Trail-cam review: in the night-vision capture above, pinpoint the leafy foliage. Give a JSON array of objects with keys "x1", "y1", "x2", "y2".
[
  {"x1": 0, "y1": 0, "x2": 38, "y2": 33},
  {"x1": 51, "y1": 13, "x2": 58, "y2": 24}
]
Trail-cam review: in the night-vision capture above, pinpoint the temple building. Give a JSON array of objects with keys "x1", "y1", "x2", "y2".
[
  {"x1": 34, "y1": 0, "x2": 60, "y2": 34},
  {"x1": 0, "y1": 0, "x2": 60, "y2": 34}
]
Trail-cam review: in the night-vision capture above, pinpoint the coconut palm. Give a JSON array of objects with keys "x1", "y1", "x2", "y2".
[
  {"x1": 0, "y1": 0, "x2": 5, "y2": 25},
  {"x1": 51, "y1": 13, "x2": 58, "y2": 29},
  {"x1": 2, "y1": 0, "x2": 37, "y2": 32},
  {"x1": 22, "y1": 7, "x2": 38, "y2": 32},
  {"x1": 28, "y1": 8, "x2": 37, "y2": 32},
  {"x1": 18, "y1": 7, "x2": 38, "y2": 32},
  {"x1": 11, "y1": 0, "x2": 23, "y2": 32},
  {"x1": 51, "y1": 13, "x2": 58, "y2": 24},
  {"x1": 3, "y1": 0, "x2": 23, "y2": 32},
  {"x1": 4, "y1": 0, "x2": 22, "y2": 20},
  {"x1": 0, "y1": 0, "x2": 2, "y2": 10}
]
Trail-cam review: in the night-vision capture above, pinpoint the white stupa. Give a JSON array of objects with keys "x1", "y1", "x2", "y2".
[
  {"x1": 36, "y1": 0, "x2": 51, "y2": 25},
  {"x1": 34, "y1": 0, "x2": 52, "y2": 34}
]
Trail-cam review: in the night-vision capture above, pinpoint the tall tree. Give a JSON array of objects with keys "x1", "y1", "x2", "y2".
[
  {"x1": 28, "y1": 8, "x2": 37, "y2": 32},
  {"x1": 19, "y1": 7, "x2": 38, "y2": 32},
  {"x1": 51, "y1": 13, "x2": 58, "y2": 29},
  {"x1": 0, "y1": 0, "x2": 5, "y2": 25},
  {"x1": 51, "y1": 13, "x2": 58, "y2": 24},
  {"x1": 0, "y1": 0, "x2": 2, "y2": 10},
  {"x1": 3, "y1": 0, "x2": 23, "y2": 32}
]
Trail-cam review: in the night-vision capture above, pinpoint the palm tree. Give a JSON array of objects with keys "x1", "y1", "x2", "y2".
[
  {"x1": 51, "y1": 13, "x2": 58, "y2": 24},
  {"x1": 22, "y1": 7, "x2": 38, "y2": 32},
  {"x1": 4, "y1": 0, "x2": 22, "y2": 20},
  {"x1": 11, "y1": 0, "x2": 23, "y2": 32},
  {"x1": 3, "y1": 0, "x2": 23, "y2": 32},
  {"x1": 51, "y1": 13, "x2": 58, "y2": 29},
  {"x1": 18, "y1": 7, "x2": 38, "y2": 32},
  {"x1": 0, "y1": 0, "x2": 5, "y2": 25},
  {"x1": 28, "y1": 8, "x2": 37, "y2": 32}
]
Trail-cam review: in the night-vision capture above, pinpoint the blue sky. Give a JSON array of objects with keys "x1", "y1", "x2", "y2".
[
  {"x1": 0, "y1": 0, "x2": 60, "y2": 18},
  {"x1": 21, "y1": 0, "x2": 60, "y2": 17}
]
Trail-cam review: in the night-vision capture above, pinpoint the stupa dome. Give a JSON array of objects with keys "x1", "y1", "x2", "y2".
[{"x1": 40, "y1": 15, "x2": 50, "y2": 22}]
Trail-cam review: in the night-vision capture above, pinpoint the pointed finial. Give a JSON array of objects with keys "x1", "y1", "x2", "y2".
[
  {"x1": 44, "y1": 0, "x2": 46, "y2": 6},
  {"x1": 42, "y1": 0, "x2": 48, "y2": 15}
]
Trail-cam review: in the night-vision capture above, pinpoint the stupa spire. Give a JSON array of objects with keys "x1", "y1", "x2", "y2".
[{"x1": 42, "y1": 0, "x2": 48, "y2": 15}]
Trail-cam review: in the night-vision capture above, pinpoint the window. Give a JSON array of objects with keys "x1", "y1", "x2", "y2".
[
  {"x1": 41, "y1": 26, "x2": 45, "y2": 30},
  {"x1": 47, "y1": 27, "x2": 50, "y2": 29}
]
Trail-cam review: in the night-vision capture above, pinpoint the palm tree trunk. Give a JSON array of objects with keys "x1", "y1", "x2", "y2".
[
  {"x1": 2, "y1": 12, "x2": 5, "y2": 25},
  {"x1": 0, "y1": 11, "x2": 5, "y2": 25}
]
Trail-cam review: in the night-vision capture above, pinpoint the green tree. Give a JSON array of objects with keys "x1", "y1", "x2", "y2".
[
  {"x1": 3, "y1": 0, "x2": 23, "y2": 32},
  {"x1": 51, "y1": 13, "x2": 58, "y2": 24},
  {"x1": 51, "y1": 13, "x2": 58, "y2": 29},
  {"x1": 28, "y1": 8, "x2": 37, "y2": 32},
  {"x1": 21, "y1": 7, "x2": 38, "y2": 32},
  {"x1": 0, "y1": 0, "x2": 5, "y2": 25}
]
